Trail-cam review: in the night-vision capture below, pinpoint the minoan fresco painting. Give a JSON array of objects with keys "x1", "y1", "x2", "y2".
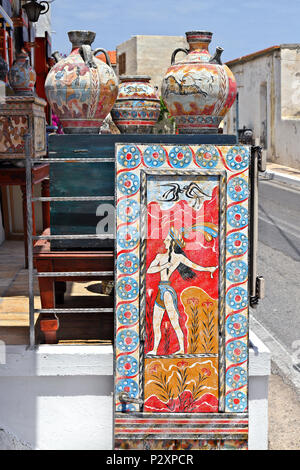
[
  {"x1": 115, "y1": 144, "x2": 250, "y2": 449},
  {"x1": 143, "y1": 173, "x2": 220, "y2": 413}
]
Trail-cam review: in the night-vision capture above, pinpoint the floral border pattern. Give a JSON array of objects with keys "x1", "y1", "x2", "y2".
[{"x1": 115, "y1": 144, "x2": 250, "y2": 415}]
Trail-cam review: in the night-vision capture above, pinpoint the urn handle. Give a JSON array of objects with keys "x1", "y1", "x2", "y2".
[
  {"x1": 93, "y1": 48, "x2": 112, "y2": 68},
  {"x1": 80, "y1": 44, "x2": 97, "y2": 68},
  {"x1": 171, "y1": 48, "x2": 189, "y2": 65},
  {"x1": 52, "y1": 51, "x2": 63, "y2": 63},
  {"x1": 209, "y1": 46, "x2": 224, "y2": 65}
]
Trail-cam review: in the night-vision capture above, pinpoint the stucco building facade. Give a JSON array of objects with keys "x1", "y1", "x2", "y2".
[
  {"x1": 223, "y1": 44, "x2": 300, "y2": 170},
  {"x1": 116, "y1": 35, "x2": 188, "y2": 90}
]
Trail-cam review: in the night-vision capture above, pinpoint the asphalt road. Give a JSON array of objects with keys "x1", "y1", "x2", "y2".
[{"x1": 252, "y1": 178, "x2": 300, "y2": 355}]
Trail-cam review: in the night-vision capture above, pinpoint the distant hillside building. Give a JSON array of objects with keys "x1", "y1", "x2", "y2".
[
  {"x1": 223, "y1": 44, "x2": 300, "y2": 170},
  {"x1": 116, "y1": 35, "x2": 188, "y2": 90}
]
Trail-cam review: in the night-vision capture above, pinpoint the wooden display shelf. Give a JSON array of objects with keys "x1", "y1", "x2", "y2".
[
  {"x1": 33, "y1": 228, "x2": 114, "y2": 344},
  {"x1": 0, "y1": 163, "x2": 50, "y2": 267}
]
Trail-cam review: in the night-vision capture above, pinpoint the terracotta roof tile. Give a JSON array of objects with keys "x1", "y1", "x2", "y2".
[
  {"x1": 226, "y1": 46, "x2": 280, "y2": 66},
  {"x1": 96, "y1": 50, "x2": 117, "y2": 65}
]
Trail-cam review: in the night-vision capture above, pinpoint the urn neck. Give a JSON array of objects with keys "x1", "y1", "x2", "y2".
[
  {"x1": 189, "y1": 42, "x2": 209, "y2": 52},
  {"x1": 186, "y1": 31, "x2": 212, "y2": 52},
  {"x1": 68, "y1": 30, "x2": 96, "y2": 51}
]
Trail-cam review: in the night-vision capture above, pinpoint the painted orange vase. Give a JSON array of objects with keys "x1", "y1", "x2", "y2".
[
  {"x1": 161, "y1": 31, "x2": 237, "y2": 134},
  {"x1": 45, "y1": 30, "x2": 118, "y2": 134},
  {"x1": 111, "y1": 75, "x2": 160, "y2": 134}
]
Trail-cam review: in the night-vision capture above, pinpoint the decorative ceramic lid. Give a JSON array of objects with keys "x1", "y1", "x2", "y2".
[{"x1": 120, "y1": 75, "x2": 151, "y2": 82}]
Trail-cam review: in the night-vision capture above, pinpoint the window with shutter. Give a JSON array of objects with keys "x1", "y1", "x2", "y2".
[{"x1": 118, "y1": 53, "x2": 126, "y2": 75}]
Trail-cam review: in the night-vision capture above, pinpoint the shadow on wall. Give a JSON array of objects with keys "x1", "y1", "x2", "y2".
[{"x1": 0, "y1": 350, "x2": 114, "y2": 450}]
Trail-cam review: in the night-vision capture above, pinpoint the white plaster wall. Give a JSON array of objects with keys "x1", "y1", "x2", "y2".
[
  {"x1": 248, "y1": 331, "x2": 271, "y2": 450},
  {"x1": 223, "y1": 52, "x2": 277, "y2": 152},
  {"x1": 0, "y1": 345, "x2": 113, "y2": 450},
  {"x1": 274, "y1": 46, "x2": 300, "y2": 169},
  {"x1": 136, "y1": 35, "x2": 188, "y2": 90},
  {"x1": 0, "y1": 376, "x2": 113, "y2": 450},
  {"x1": 280, "y1": 46, "x2": 300, "y2": 119},
  {"x1": 116, "y1": 37, "x2": 137, "y2": 76},
  {"x1": 224, "y1": 46, "x2": 300, "y2": 170},
  {"x1": 0, "y1": 336, "x2": 270, "y2": 450}
]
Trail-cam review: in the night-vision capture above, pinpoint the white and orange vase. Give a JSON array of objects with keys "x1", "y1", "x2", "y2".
[{"x1": 161, "y1": 31, "x2": 237, "y2": 134}]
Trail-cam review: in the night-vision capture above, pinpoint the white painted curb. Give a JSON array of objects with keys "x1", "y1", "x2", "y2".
[{"x1": 262, "y1": 170, "x2": 300, "y2": 188}]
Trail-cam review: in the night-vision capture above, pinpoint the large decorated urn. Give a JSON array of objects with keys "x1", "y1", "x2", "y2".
[
  {"x1": 161, "y1": 31, "x2": 237, "y2": 134},
  {"x1": 45, "y1": 30, "x2": 118, "y2": 134},
  {"x1": 111, "y1": 75, "x2": 160, "y2": 133}
]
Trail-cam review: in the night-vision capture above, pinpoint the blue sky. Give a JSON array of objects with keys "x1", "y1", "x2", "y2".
[{"x1": 51, "y1": 0, "x2": 300, "y2": 61}]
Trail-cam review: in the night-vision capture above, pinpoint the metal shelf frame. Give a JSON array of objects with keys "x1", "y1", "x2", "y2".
[{"x1": 24, "y1": 134, "x2": 114, "y2": 348}]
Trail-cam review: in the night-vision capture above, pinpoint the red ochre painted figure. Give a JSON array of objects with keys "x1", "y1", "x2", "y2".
[{"x1": 146, "y1": 227, "x2": 217, "y2": 355}]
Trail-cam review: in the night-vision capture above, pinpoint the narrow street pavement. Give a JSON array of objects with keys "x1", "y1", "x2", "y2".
[
  {"x1": 250, "y1": 176, "x2": 300, "y2": 414},
  {"x1": 251, "y1": 176, "x2": 300, "y2": 449},
  {"x1": 254, "y1": 178, "x2": 300, "y2": 356},
  {"x1": 268, "y1": 374, "x2": 300, "y2": 450}
]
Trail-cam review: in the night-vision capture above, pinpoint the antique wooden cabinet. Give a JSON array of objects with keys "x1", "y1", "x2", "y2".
[
  {"x1": 0, "y1": 96, "x2": 47, "y2": 159},
  {"x1": 114, "y1": 139, "x2": 260, "y2": 450}
]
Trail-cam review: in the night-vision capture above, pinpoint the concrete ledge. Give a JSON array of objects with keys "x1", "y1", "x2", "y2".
[
  {"x1": 0, "y1": 345, "x2": 113, "y2": 377},
  {"x1": 249, "y1": 330, "x2": 271, "y2": 376},
  {"x1": 262, "y1": 163, "x2": 300, "y2": 188},
  {"x1": 0, "y1": 332, "x2": 270, "y2": 450},
  {"x1": 263, "y1": 170, "x2": 300, "y2": 188},
  {"x1": 1, "y1": 334, "x2": 270, "y2": 378},
  {"x1": 248, "y1": 331, "x2": 271, "y2": 450}
]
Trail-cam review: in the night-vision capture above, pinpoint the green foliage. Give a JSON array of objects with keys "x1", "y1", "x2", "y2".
[
  {"x1": 158, "y1": 97, "x2": 169, "y2": 122},
  {"x1": 157, "y1": 97, "x2": 176, "y2": 134}
]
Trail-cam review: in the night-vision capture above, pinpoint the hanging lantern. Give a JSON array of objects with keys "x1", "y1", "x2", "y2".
[{"x1": 22, "y1": 0, "x2": 50, "y2": 23}]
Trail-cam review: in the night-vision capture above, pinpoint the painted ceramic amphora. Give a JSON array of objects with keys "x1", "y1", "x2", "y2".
[
  {"x1": 45, "y1": 30, "x2": 118, "y2": 134},
  {"x1": 161, "y1": 31, "x2": 237, "y2": 134},
  {"x1": 111, "y1": 75, "x2": 160, "y2": 133},
  {"x1": 8, "y1": 50, "x2": 36, "y2": 96}
]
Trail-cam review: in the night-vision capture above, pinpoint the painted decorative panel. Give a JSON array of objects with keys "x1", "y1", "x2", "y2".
[{"x1": 114, "y1": 143, "x2": 250, "y2": 449}]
